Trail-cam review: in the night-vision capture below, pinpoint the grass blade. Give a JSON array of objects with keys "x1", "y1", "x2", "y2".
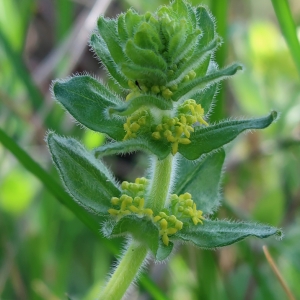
[
  {"x1": 0, "y1": 28, "x2": 44, "y2": 110},
  {"x1": 271, "y1": 0, "x2": 300, "y2": 76},
  {"x1": 210, "y1": 0, "x2": 229, "y2": 121}
]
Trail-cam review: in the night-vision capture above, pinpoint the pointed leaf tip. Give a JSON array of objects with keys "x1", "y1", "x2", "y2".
[
  {"x1": 179, "y1": 111, "x2": 277, "y2": 160},
  {"x1": 173, "y1": 219, "x2": 281, "y2": 248}
]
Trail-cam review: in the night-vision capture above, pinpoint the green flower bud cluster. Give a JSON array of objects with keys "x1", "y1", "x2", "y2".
[
  {"x1": 177, "y1": 99, "x2": 209, "y2": 126},
  {"x1": 93, "y1": 0, "x2": 221, "y2": 97},
  {"x1": 108, "y1": 177, "x2": 204, "y2": 246},
  {"x1": 171, "y1": 193, "x2": 205, "y2": 225},
  {"x1": 151, "y1": 115, "x2": 192, "y2": 155},
  {"x1": 153, "y1": 212, "x2": 183, "y2": 246},
  {"x1": 123, "y1": 109, "x2": 150, "y2": 140},
  {"x1": 90, "y1": 0, "x2": 234, "y2": 158},
  {"x1": 151, "y1": 100, "x2": 208, "y2": 154},
  {"x1": 108, "y1": 177, "x2": 153, "y2": 220}
]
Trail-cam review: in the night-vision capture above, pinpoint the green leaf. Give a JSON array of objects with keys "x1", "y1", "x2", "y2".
[
  {"x1": 90, "y1": 34, "x2": 128, "y2": 89},
  {"x1": 172, "y1": 0, "x2": 190, "y2": 20},
  {"x1": 173, "y1": 219, "x2": 282, "y2": 248},
  {"x1": 172, "y1": 63, "x2": 243, "y2": 102},
  {"x1": 179, "y1": 111, "x2": 277, "y2": 160},
  {"x1": 109, "y1": 94, "x2": 172, "y2": 116},
  {"x1": 117, "y1": 13, "x2": 129, "y2": 45},
  {"x1": 47, "y1": 133, "x2": 121, "y2": 215},
  {"x1": 196, "y1": 6, "x2": 216, "y2": 49},
  {"x1": 193, "y1": 83, "x2": 218, "y2": 114},
  {"x1": 52, "y1": 75, "x2": 125, "y2": 140},
  {"x1": 186, "y1": 3, "x2": 197, "y2": 30},
  {"x1": 94, "y1": 137, "x2": 170, "y2": 160},
  {"x1": 121, "y1": 62, "x2": 167, "y2": 85},
  {"x1": 169, "y1": 37, "x2": 221, "y2": 87},
  {"x1": 125, "y1": 39, "x2": 167, "y2": 70},
  {"x1": 156, "y1": 240, "x2": 174, "y2": 261},
  {"x1": 194, "y1": 6, "x2": 216, "y2": 78},
  {"x1": 103, "y1": 215, "x2": 159, "y2": 256},
  {"x1": 97, "y1": 17, "x2": 125, "y2": 65},
  {"x1": 124, "y1": 8, "x2": 143, "y2": 37},
  {"x1": 133, "y1": 22, "x2": 163, "y2": 52},
  {"x1": 167, "y1": 21, "x2": 187, "y2": 60},
  {"x1": 173, "y1": 150, "x2": 225, "y2": 214},
  {"x1": 172, "y1": 30, "x2": 200, "y2": 65}
]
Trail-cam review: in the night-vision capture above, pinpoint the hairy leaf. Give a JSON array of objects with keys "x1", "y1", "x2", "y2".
[
  {"x1": 97, "y1": 17, "x2": 125, "y2": 65},
  {"x1": 169, "y1": 37, "x2": 221, "y2": 86},
  {"x1": 173, "y1": 150, "x2": 225, "y2": 214},
  {"x1": 193, "y1": 83, "x2": 218, "y2": 113},
  {"x1": 156, "y1": 241, "x2": 174, "y2": 261},
  {"x1": 47, "y1": 133, "x2": 120, "y2": 215},
  {"x1": 194, "y1": 6, "x2": 216, "y2": 77},
  {"x1": 94, "y1": 137, "x2": 170, "y2": 160},
  {"x1": 172, "y1": 30, "x2": 200, "y2": 65},
  {"x1": 172, "y1": 0, "x2": 190, "y2": 20},
  {"x1": 117, "y1": 13, "x2": 129, "y2": 45},
  {"x1": 179, "y1": 111, "x2": 277, "y2": 160},
  {"x1": 90, "y1": 34, "x2": 128, "y2": 89},
  {"x1": 173, "y1": 219, "x2": 282, "y2": 248},
  {"x1": 52, "y1": 75, "x2": 125, "y2": 140},
  {"x1": 109, "y1": 94, "x2": 172, "y2": 116},
  {"x1": 121, "y1": 63, "x2": 167, "y2": 85},
  {"x1": 173, "y1": 63, "x2": 243, "y2": 101},
  {"x1": 124, "y1": 9, "x2": 143, "y2": 37},
  {"x1": 125, "y1": 40, "x2": 167, "y2": 70},
  {"x1": 134, "y1": 22, "x2": 163, "y2": 52}
]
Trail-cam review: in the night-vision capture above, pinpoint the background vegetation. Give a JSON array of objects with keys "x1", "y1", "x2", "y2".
[{"x1": 0, "y1": 0, "x2": 299, "y2": 299}]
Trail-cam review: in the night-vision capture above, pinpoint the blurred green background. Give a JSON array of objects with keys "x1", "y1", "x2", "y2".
[{"x1": 0, "y1": 0, "x2": 300, "y2": 299}]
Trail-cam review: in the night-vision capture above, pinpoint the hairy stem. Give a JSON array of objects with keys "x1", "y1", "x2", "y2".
[
  {"x1": 147, "y1": 154, "x2": 174, "y2": 214},
  {"x1": 100, "y1": 242, "x2": 148, "y2": 300},
  {"x1": 100, "y1": 155, "x2": 173, "y2": 299}
]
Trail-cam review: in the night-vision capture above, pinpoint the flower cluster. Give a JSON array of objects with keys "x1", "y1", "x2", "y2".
[
  {"x1": 151, "y1": 99, "x2": 208, "y2": 154},
  {"x1": 108, "y1": 177, "x2": 204, "y2": 246},
  {"x1": 153, "y1": 212, "x2": 183, "y2": 246},
  {"x1": 123, "y1": 110, "x2": 150, "y2": 140},
  {"x1": 108, "y1": 177, "x2": 153, "y2": 220},
  {"x1": 171, "y1": 193, "x2": 205, "y2": 225}
]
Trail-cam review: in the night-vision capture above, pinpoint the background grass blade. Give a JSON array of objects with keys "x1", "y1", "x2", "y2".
[
  {"x1": 210, "y1": 0, "x2": 228, "y2": 121},
  {"x1": 0, "y1": 28, "x2": 44, "y2": 111},
  {"x1": 271, "y1": 0, "x2": 300, "y2": 76}
]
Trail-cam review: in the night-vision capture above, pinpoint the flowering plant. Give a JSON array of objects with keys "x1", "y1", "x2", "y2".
[{"x1": 47, "y1": 0, "x2": 281, "y2": 298}]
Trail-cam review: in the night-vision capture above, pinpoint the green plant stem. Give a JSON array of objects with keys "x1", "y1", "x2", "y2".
[
  {"x1": 100, "y1": 242, "x2": 148, "y2": 300},
  {"x1": 100, "y1": 154, "x2": 173, "y2": 299},
  {"x1": 147, "y1": 154, "x2": 173, "y2": 214}
]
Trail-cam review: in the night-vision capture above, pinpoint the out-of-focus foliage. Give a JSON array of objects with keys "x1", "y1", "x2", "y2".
[{"x1": 0, "y1": 0, "x2": 299, "y2": 299}]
